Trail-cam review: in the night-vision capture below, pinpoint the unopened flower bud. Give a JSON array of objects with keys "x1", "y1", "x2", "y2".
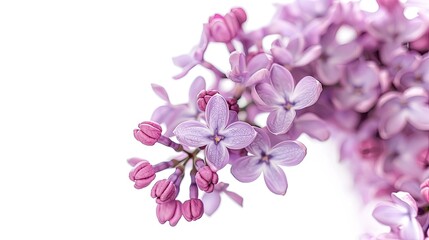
[
  {"x1": 227, "y1": 97, "x2": 239, "y2": 113},
  {"x1": 182, "y1": 198, "x2": 204, "y2": 221},
  {"x1": 208, "y1": 8, "x2": 247, "y2": 43},
  {"x1": 156, "y1": 200, "x2": 182, "y2": 226},
  {"x1": 358, "y1": 138, "x2": 383, "y2": 160},
  {"x1": 196, "y1": 166, "x2": 219, "y2": 193},
  {"x1": 231, "y1": 7, "x2": 247, "y2": 25},
  {"x1": 134, "y1": 121, "x2": 162, "y2": 146},
  {"x1": 129, "y1": 159, "x2": 155, "y2": 189},
  {"x1": 151, "y1": 179, "x2": 177, "y2": 204},
  {"x1": 197, "y1": 90, "x2": 219, "y2": 111}
]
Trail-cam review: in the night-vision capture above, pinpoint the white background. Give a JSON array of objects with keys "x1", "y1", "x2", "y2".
[{"x1": 0, "y1": 1, "x2": 381, "y2": 239}]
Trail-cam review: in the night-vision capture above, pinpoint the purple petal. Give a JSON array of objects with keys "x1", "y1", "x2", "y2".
[
  {"x1": 270, "y1": 140, "x2": 306, "y2": 166},
  {"x1": 205, "y1": 142, "x2": 229, "y2": 171},
  {"x1": 205, "y1": 94, "x2": 229, "y2": 132},
  {"x1": 246, "y1": 128, "x2": 271, "y2": 156},
  {"x1": 400, "y1": 219, "x2": 424, "y2": 240},
  {"x1": 372, "y1": 203, "x2": 408, "y2": 227},
  {"x1": 295, "y1": 45, "x2": 322, "y2": 66},
  {"x1": 267, "y1": 108, "x2": 296, "y2": 135},
  {"x1": 172, "y1": 54, "x2": 193, "y2": 68},
  {"x1": 315, "y1": 60, "x2": 343, "y2": 85},
  {"x1": 379, "y1": 111, "x2": 407, "y2": 139},
  {"x1": 231, "y1": 156, "x2": 263, "y2": 182},
  {"x1": 189, "y1": 76, "x2": 206, "y2": 105},
  {"x1": 270, "y1": 64, "x2": 294, "y2": 97},
  {"x1": 408, "y1": 102, "x2": 429, "y2": 130},
  {"x1": 224, "y1": 190, "x2": 243, "y2": 207},
  {"x1": 293, "y1": 113, "x2": 330, "y2": 141},
  {"x1": 391, "y1": 192, "x2": 418, "y2": 216},
  {"x1": 285, "y1": 35, "x2": 305, "y2": 57},
  {"x1": 202, "y1": 192, "x2": 221, "y2": 216},
  {"x1": 151, "y1": 84, "x2": 170, "y2": 102},
  {"x1": 221, "y1": 122, "x2": 257, "y2": 149},
  {"x1": 328, "y1": 41, "x2": 362, "y2": 65},
  {"x1": 271, "y1": 45, "x2": 293, "y2": 65},
  {"x1": 173, "y1": 120, "x2": 212, "y2": 147},
  {"x1": 228, "y1": 51, "x2": 246, "y2": 83},
  {"x1": 400, "y1": 18, "x2": 427, "y2": 43},
  {"x1": 247, "y1": 53, "x2": 271, "y2": 76},
  {"x1": 263, "y1": 164, "x2": 288, "y2": 195},
  {"x1": 255, "y1": 83, "x2": 284, "y2": 106},
  {"x1": 246, "y1": 68, "x2": 269, "y2": 86},
  {"x1": 291, "y1": 76, "x2": 322, "y2": 109}
]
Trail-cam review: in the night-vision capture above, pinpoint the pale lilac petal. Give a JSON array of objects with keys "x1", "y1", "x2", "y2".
[
  {"x1": 151, "y1": 84, "x2": 170, "y2": 102},
  {"x1": 228, "y1": 51, "x2": 246, "y2": 83},
  {"x1": 267, "y1": 109, "x2": 296, "y2": 135},
  {"x1": 231, "y1": 156, "x2": 263, "y2": 182},
  {"x1": 255, "y1": 83, "x2": 284, "y2": 106},
  {"x1": 285, "y1": 35, "x2": 305, "y2": 56},
  {"x1": 379, "y1": 111, "x2": 407, "y2": 139},
  {"x1": 247, "y1": 53, "x2": 271, "y2": 76},
  {"x1": 399, "y1": 18, "x2": 427, "y2": 43},
  {"x1": 224, "y1": 190, "x2": 243, "y2": 207},
  {"x1": 315, "y1": 60, "x2": 343, "y2": 85},
  {"x1": 270, "y1": 141, "x2": 306, "y2": 166},
  {"x1": 246, "y1": 68, "x2": 269, "y2": 86},
  {"x1": 246, "y1": 127, "x2": 271, "y2": 155},
  {"x1": 328, "y1": 41, "x2": 362, "y2": 65},
  {"x1": 391, "y1": 192, "x2": 418, "y2": 216},
  {"x1": 295, "y1": 45, "x2": 322, "y2": 66},
  {"x1": 173, "y1": 120, "x2": 212, "y2": 147},
  {"x1": 202, "y1": 192, "x2": 221, "y2": 216},
  {"x1": 270, "y1": 64, "x2": 295, "y2": 97},
  {"x1": 293, "y1": 113, "x2": 330, "y2": 141},
  {"x1": 205, "y1": 142, "x2": 229, "y2": 171},
  {"x1": 189, "y1": 76, "x2": 206, "y2": 105},
  {"x1": 172, "y1": 54, "x2": 194, "y2": 68},
  {"x1": 263, "y1": 164, "x2": 288, "y2": 195},
  {"x1": 205, "y1": 94, "x2": 229, "y2": 132},
  {"x1": 221, "y1": 122, "x2": 257, "y2": 149},
  {"x1": 400, "y1": 219, "x2": 424, "y2": 240},
  {"x1": 271, "y1": 45, "x2": 293, "y2": 65},
  {"x1": 408, "y1": 102, "x2": 429, "y2": 130},
  {"x1": 291, "y1": 76, "x2": 322, "y2": 109},
  {"x1": 372, "y1": 203, "x2": 408, "y2": 227}
]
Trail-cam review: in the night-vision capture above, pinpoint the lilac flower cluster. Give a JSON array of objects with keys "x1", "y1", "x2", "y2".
[{"x1": 127, "y1": 0, "x2": 429, "y2": 237}]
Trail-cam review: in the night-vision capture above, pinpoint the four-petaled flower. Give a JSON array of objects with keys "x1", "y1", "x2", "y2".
[
  {"x1": 174, "y1": 94, "x2": 257, "y2": 171},
  {"x1": 231, "y1": 127, "x2": 306, "y2": 195},
  {"x1": 255, "y1": 64, "x2": 322, "y2": 135}
]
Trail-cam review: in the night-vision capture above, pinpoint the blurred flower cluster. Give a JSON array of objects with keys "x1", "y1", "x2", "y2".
[{"x1": 128, "y1": 0, "x2": 429, "y2": 238}]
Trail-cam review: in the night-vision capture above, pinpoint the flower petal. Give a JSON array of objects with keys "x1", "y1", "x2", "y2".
[
  {"x1": 247, "y1": 53, "x2": 271, "y2": 76},
  {"x1": 293, "y1": 113, "x2": 330, "y2": 141},
  {"x1": 231, "y1": 156, "x2": 263, "y2": 183},
  {"x1": 295, "y1": 45, "x2": 322, "y2": 66},
  {"x1": 221, "y1": 122, "x2": 257, "y2": 149},
  {"x1": 270, "y1": 140, "x2": 306, "y2": 166},
  {"x1": 254, "y1": 83, "x2": 284, "y2": 106},
  {"x1": 173, "y1": 120, "x2": 212, "y2": 147},
  {"x1": 372, "y1": 202, "x2": 408, "y2": 227},
  {"x1": 224, "y1": 190, "x2": 243, "y2": 207},
  {"x1": 205, "y1": 94, "x2": 229, "y2": 132},
  {"x1": 400, "y1": 219, "x2": 424, "y2": 240},
  {"x1": 263, "y1": 164, "x2": 288, "y2": 195},
  {"x1": 379, "y1": 111, "x2": 407, "y2": 139},
  {"x1": 270, "y1": 64, "x2": 295, "y2": 97},
  {"x1": 201, "y1": 192, "x2": 221, "y2": 216},
  {"x1": 267, "y1": 109, "x2": 296, "y2": 135},
  {"x1": 151, "y1": 84, "x2": 170, "y2": 102},
  {"x1": 246, "y1": 127, "x2": 271, "y2": 155},
  {"x1": 189, "y1": 76, "x2": 206, "y2": 106},
  {"x1": 205, "y1": 142, "x2": 229, "y2": 171},
  {"x1": 246, "y1": 68, "x2": 269, "y2": 87},
  {"x1": 291, "y1": 76, "x2": 322, "y2": 109},
  {"x1": 408, "y1": 102, "x2": 429, "y2": 130}
]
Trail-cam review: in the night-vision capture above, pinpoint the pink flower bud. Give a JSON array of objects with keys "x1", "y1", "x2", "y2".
[
  {"x1": 421, "y1": 179, "x2": 429, "y2": 202},
  {"x1": 156, "y1": 200, "x2": 182, "y2": 226},
  {"x1": 410, "y1": 31, "x2": 429, "y2": 52},
  {"x1": 151, "y1": 179, "x2": 177, "y2": 204},
  {"x1": 417, "y1": 148, "x2": 429, "y2": 168},
  {"x1": 197, "y1": 90, "x2": 219, "y2": 111},
  {"x1": 133, "y1": 121, "x2": 162, "y2": 146},
  {"x1": 129, "y1": 159, "x2": 155, "y2": 189},
  {"x1": 227, "y1": 97, "x2": 239, "y2": 113},
  {"x1": 208, "y1": 8, "x2": 247, "y2": 43},
  {"x1": 182, "y1": 198, "x2": 204, "y2": 221},
  {"x1": 196, "y1": 166, "x2": 219, "y2": 193},
  {"x1": 358, "y1": 138, "x2": 383, "y2": 160},
  {"x1": 376, "y1": 0, "x2": 400, "y2": 11}
]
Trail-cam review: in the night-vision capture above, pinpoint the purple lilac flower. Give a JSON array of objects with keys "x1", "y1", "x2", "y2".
[
  {"x1": 255, "y1": 64, "x2": 322, "y2": 134},
  {"x1": 231, "y1": 128, "x2": 306, "y2": 195},
  {"x1": 201, "y1": 182, "x2": 243, "y2": 216},
  {"x1": 173, "y1": 94, "x2": 256, "y2": 170},
  {"x1": 156, "y1": 200, "x2": 182, "y2": 226},
  {"x1": 373, "y1": 192, "x2": 423, "y2": 240},
  {"x1": 377, "y1": 87, "x2": 429, "y2": 139},
  {"x1": 151, "y1": 76, "x2": 206, "y2": 137},
  {"x1": 227, "y1": 51, "x2": 271, "y2": 86},
  {"x1": 396, "y1": 56, "x2": 429, "y2": 91}
]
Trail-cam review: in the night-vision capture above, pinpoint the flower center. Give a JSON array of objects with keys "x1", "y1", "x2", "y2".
[
  {"x1": 211, "y1": 130, "x2": 225, "y2": 145},
  {"x1": 261, "y1": 152, "x2": 270, "y2": 162},
  {"x1": 284, "y1": 102, "x2": 294, "y2": 110}
]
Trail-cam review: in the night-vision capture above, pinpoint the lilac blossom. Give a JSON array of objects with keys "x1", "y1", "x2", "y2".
[
  {"x1": 255, "y1": 64, "x2": 322, "y2": 134},
  {"x1": 227, "y1": 51, "x2": 271, "y2": 86},
  {"x1": 231, "y1": 128, "x2": 306, "y2": 195},
  {"x1": 373, "y1": 192, "x2": 423, "y2": 240},
  {"x1": 201, "y1": 182, "x2": 243, "y2": 216},
  {"x1": 377, "y1": 87, "x2": 429, "y2": 139},
  {"x1": 396, "y1": 56, "x2": 429, "y2": 91},
  {"x1": 173, "y1": 94, "x2": 256, "y2": 170}
]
